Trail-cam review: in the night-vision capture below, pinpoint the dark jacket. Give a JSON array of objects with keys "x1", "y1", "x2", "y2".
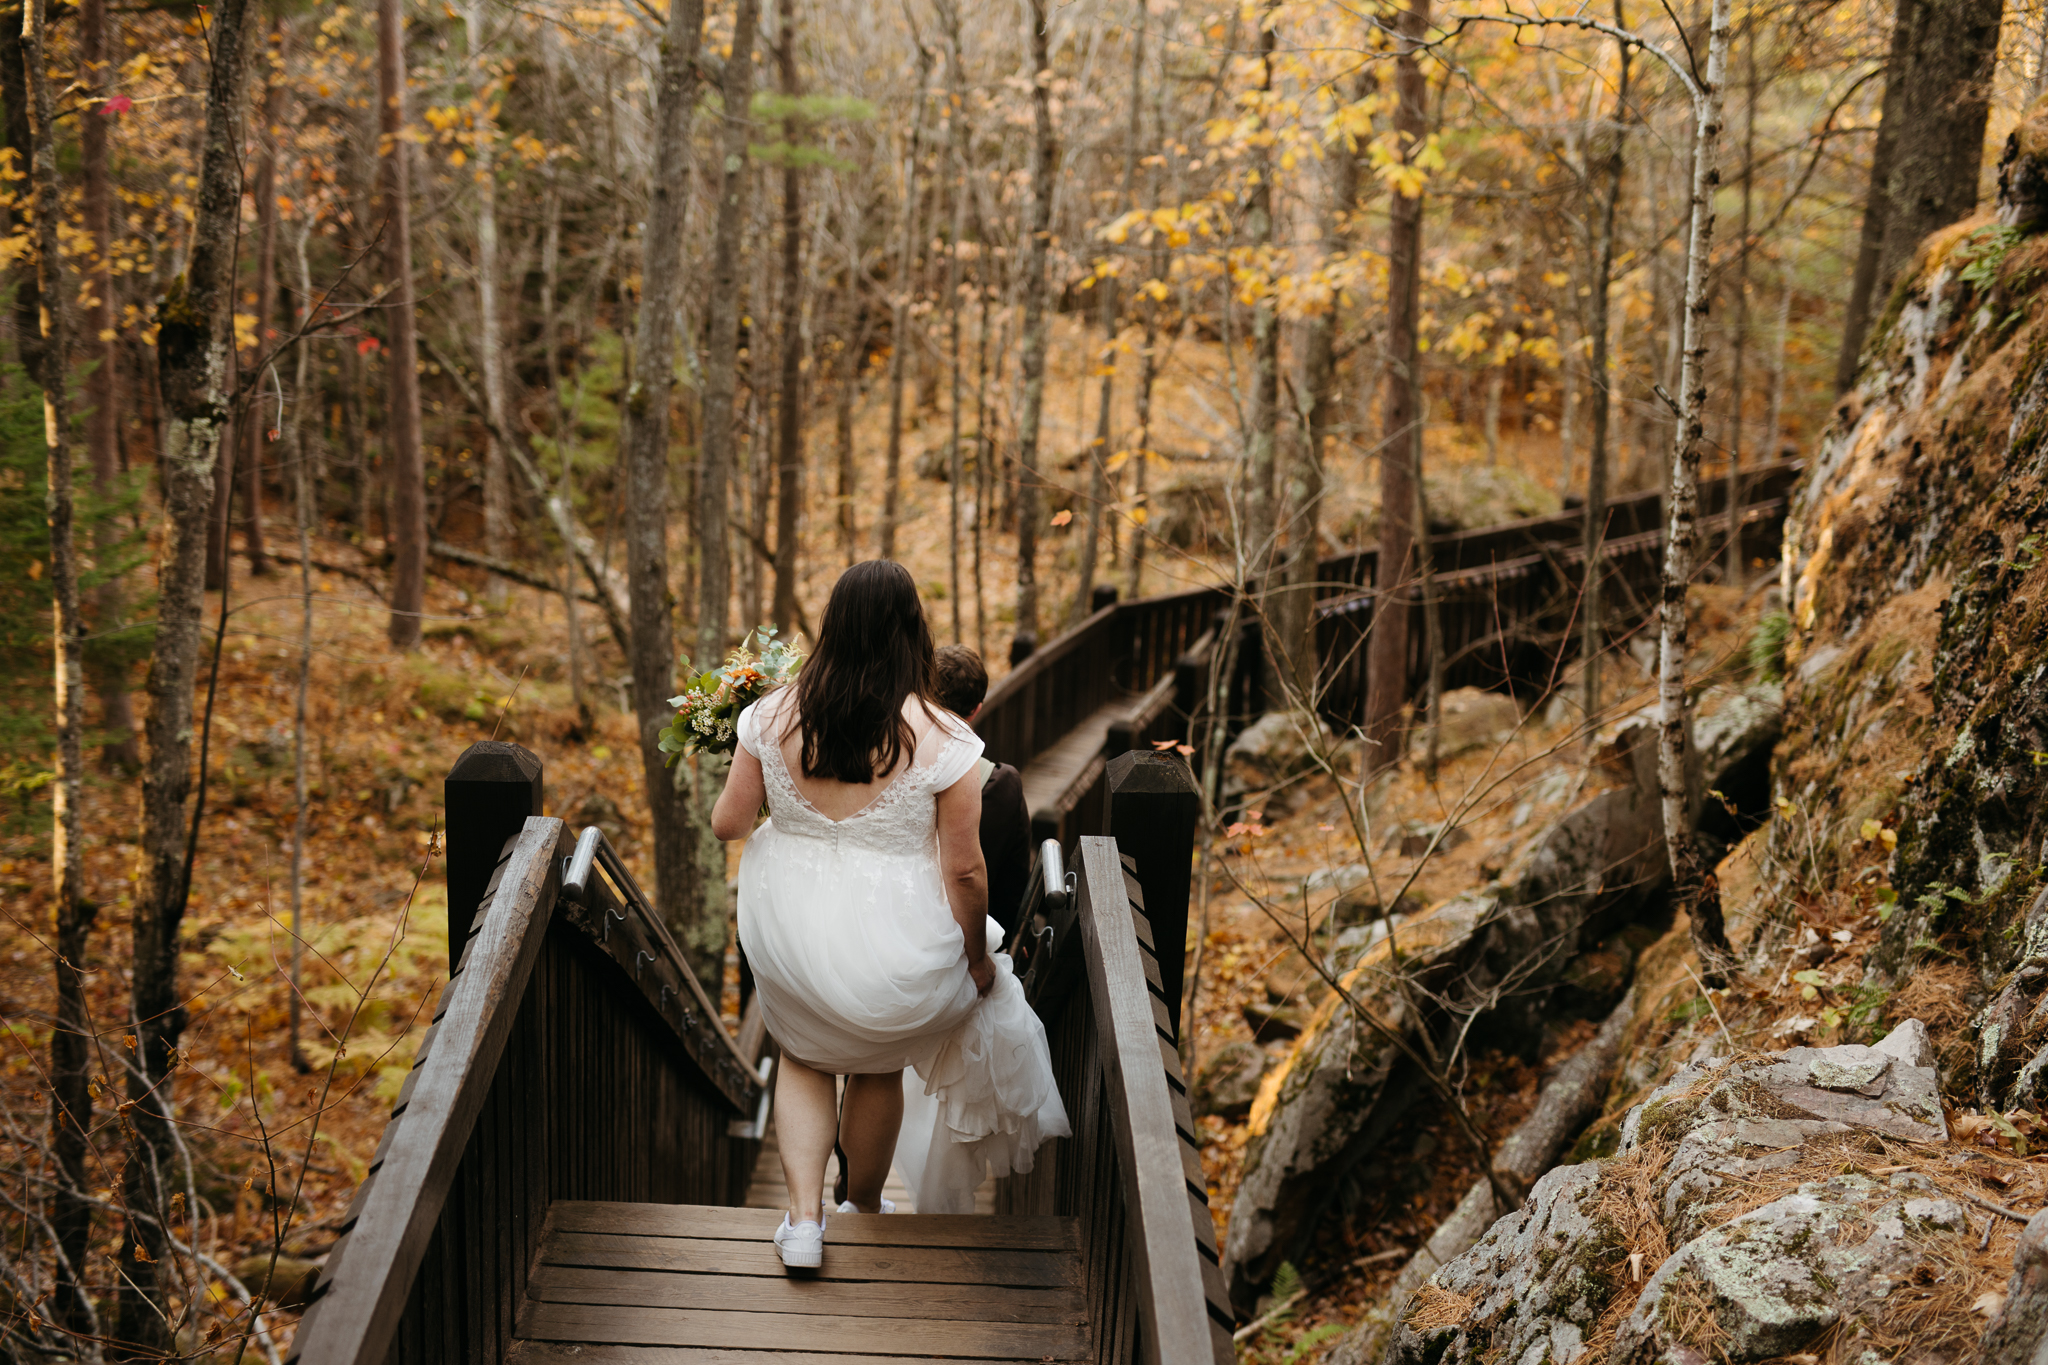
[{"x1": 979, "y1": 759, "x2": 1031, "y2": 941}]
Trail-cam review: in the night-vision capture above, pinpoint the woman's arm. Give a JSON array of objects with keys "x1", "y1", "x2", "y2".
[
  {"x1": 711, "y1": 744, "x2": 768, "y2": 841},
  {"x1": 934, "y1": 767, "x2": 993, "y2": 995}
]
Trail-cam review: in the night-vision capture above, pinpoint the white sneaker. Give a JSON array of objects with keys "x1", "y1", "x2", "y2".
[
  {"x1": 773, "y1": 1214, "x2": 825, "y2": 1268},
  {"x1": 836, "y1": 1197, "x2": 896, "y2": 1214}
]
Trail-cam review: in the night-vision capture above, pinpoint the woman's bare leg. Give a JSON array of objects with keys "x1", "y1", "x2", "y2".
[
  {"x1": 776, "y1": 1056, "x2": 838, "y2": 1225},
  {"x1": 838, "y1": 1070, "x2": 905, "y2": 1213}
]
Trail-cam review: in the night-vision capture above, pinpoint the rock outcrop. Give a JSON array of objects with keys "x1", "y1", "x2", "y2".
[
  {"x1": 1221, "y1": 692, "x2": 1783, "y2": 1311},
  {"x1": 1369, "y1": 1024, "x2": 1975, "y2": 1365}
]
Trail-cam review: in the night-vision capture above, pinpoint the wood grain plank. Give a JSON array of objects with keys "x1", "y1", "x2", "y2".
[
  {"x1": 526, "y1": 1265, "x2": 1084, "y2": 1324},
  {"x1": 538, "y1": 1231, "x2": 1080, "y2": 1289},
  {"x1": 548, "y1": 1203, "x2": 1077, "y2": 1253},
  {"x1": 516, "y1": 1302, "x2": 1089, "y2": 1359}
]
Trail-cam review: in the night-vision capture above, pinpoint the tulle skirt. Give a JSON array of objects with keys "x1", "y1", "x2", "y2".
[{"x1": 738, "y1": 819, "x2": 1071, "y2": 1215}]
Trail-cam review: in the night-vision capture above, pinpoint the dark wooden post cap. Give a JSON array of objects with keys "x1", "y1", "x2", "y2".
[
  {"x1": 444, "y1": 742, "x2": 544, "y2": 974},
  {"x1": 1106, "y1": 749, "x2": 1198, "y2": 796},
  {"x1": 447, "y1": 740, "x2": 544, "y2": 788}
]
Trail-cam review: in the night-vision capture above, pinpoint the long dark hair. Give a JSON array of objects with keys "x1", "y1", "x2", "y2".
[{"x1": 787, "y1": 560, "x2": 937, "y2": 782}]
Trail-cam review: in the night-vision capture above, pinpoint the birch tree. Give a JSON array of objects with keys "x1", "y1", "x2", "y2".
[
  {"x1": 22, "y1": 0, "x2": 91, "y2": 1328},
  {"x1": 121, "y1": 0, "x2": 253, "y2": 1339},
  {"x1": 379, "y1": 0, "x2": 425, "y2": 648}
]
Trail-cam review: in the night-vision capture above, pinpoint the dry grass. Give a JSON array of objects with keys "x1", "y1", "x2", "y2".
[
  {"x1": 1683, "y1": 1130, "x2": 2026, "y2": 1363},
  {"x1": 1404, "y1": 1283, "x2": 1476, "y2": 1333},
  {"x1": 1583, "y1": 1140, "x2": 1676, "y2": 1357},
  {"x1": 1889, "y1": 958, "x2": 1977, "y2": 1044},
  {"x1": 1656, "y1": 1266, "x2": 1732, "y2": 1360}
]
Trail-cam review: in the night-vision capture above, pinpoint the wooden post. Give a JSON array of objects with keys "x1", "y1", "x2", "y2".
[
  {"x1": 444, "y1": 741, "x2": 543, "y2": 969},
  {"x1": 1105, "y1": 750, "x2": 1198, "y2": 1037}
]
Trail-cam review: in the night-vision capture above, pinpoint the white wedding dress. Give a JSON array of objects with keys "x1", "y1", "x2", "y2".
[{"x1": 735, "y1": 691, "x2": 1070, "y2": 1214}]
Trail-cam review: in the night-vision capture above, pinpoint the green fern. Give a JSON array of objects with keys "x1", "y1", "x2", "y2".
[
  {"x1": 1958, "y1": 224, "x2": 2026, "y2": 292},
  {"x1": 1285, "y1": 1323, "x2": 1348, "y2": 1363},
  {"x1": 1746, "y1": 610, "x2": 1790, "y2": 683}
]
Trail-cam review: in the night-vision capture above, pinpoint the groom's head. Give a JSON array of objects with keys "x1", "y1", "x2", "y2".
[{"x1": 933, "y1": 645, "x2": 989, "y2": 722}]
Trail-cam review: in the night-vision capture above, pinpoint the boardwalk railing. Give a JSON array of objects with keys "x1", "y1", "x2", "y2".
[
  {"x1": 979, "y1": 460, "x2": 1805, "y2": 813},
  {"x1": 286, "y1": 746, "x2": 766, "y2": 1365},
  {"x1": 1006, "y1": 754, "x2": 1232, "y2": 1365},
  {"x1": 975, "y1": 585, "x2": 1224, "y2": 845},
  {"x1": 1310, "y1": 459, "x2": 1805, "y2": 721}
]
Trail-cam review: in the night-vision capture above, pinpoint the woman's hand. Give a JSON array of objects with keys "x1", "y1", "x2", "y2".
[{"x1": 968, "y1": 954, "x2": 995, "y2": 997}]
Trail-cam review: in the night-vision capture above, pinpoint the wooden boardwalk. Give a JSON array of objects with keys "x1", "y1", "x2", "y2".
[{"x1": 511, "y1": 1203, "x2": 1089, "y2": 1361}]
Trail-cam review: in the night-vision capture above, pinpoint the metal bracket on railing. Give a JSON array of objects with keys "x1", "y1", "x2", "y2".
[
  {"x1": 729, "y1": 1054, "x2": 776, "y2": 1139},
  {"x1": 660, "y1": 983, "x2": 674, "y2": 1008},
  {"x1": 634, "y1": 950, "x2": 652, "y2": 976},
  {"x1": 560, "y1": 826, "x2": 603, "y2": 904},
  {"x1": 1040, "y1": 839, "x2": 1071, "y2": 911}
]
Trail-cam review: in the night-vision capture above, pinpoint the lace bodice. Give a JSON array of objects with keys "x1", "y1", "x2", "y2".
[{"x1": 738, "y1": 690, "x2": 984, "y2": 856}]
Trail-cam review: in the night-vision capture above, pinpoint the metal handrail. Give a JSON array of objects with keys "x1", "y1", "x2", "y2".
[{"x1": 559, "y1": 824, "x2": 762, "y2": 1107}]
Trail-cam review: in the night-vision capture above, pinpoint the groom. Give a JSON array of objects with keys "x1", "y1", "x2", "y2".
[{"x1": 933, "y1": 645, "x2": 1031, "y2": 941}]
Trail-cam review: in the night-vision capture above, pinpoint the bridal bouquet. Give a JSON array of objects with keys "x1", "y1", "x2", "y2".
[{"x1": 659, "y1": 629, "x2": 804, "y2": 762}]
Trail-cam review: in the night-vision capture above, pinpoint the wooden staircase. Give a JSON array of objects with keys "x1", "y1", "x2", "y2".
[
  {"x1": 512, "y1": 1204, "x2": 1089, "y2": 1361},
  {"x1": 285, "y1": 750, "x2": 1232, "y2": 1365}
]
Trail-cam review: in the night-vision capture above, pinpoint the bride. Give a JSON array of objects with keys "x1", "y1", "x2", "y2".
[{"x1": 710, "y1": 559, "x2": 1070, "y2": 1267}]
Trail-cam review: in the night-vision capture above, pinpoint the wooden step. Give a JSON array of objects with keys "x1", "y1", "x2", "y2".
[{"x1": 515, "y1": 1202, "x2": 1090, "y2": 1362}]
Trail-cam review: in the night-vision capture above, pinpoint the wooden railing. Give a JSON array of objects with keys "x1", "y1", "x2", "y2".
[
  {"x1": 1310, "y1": 463, "x2": 1801, "y2": 723},
  {"x1": 1006, "y1": 753, "x2": 1231, "y2": 1365},
  {"x1": 285, "y1": 745, "x2": 766, "y2": 1365},
  {"x1": 980, "y1": 460, "x2": 1807, "y2": 790},
  {"x1": 975, "y1": 584, "x2": 1226, "y2": 772}
]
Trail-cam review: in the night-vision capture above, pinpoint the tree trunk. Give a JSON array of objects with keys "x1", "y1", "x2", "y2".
[
  {"x1": 940, "y1": 0, "x2": 968, "y2": 640},
  {"x1": 1074, "y1": 5, "x2": 1144, "y2": 626},
  {"x1": 1013, "y1": 0, "x2": 1056, "y2": 656},
  {"x1": 467, "y1": 0, "x2": 511, "y2": 607},
  {"x1": 621, "y1": 0, "x2": 709, "y2": 980},
  {"x1": 1280, "y1": 70, "x2": 1368, "y2": 705},
  {"x1": 695, "y1": 0, "x2": 759, "y2": 668},
  {"x1": 1580, "y1": 24, "x2": 1630, "y2": 734},
  {"x1": 1874, "y1": 0, "x2": 2004, "y2": 295},
  {"x1": 24, "y1": 0, "x2": 93, "y2": 1328},
  {"x1": 245, "y1": 56, "x2": 279, "y2": 577},
  {"x1": 1364, "y1": 0, "x2": 1429, "y2": 774},
  {"x1": 1834, "y1": 51, "x2": 1898, "y2": 397},
  {"x1": 288, "y1": 218, "x2": 315, "y2": 1075},
  {"x1": 1764, "y1": 234, "x2": 1798, "y2": 466},
  {"x1": 1659, "y1": 0, "x2": 1737, "y2": 986},
  {"x1": 0, "y1": 15, "x2": 40, "y2": 382},
  {"x1": 1724, "y1": 15, "x2": 1756, "y2": 588},
  {"x1": 771, "y1": 6, "x2": 804, "y2": 636},
  {"x1": 974, "y1": 276, "x2": 994, "y2": 648},
  {"x1": 880, "y1": 42, "x2": 932, "y2": 563},
  {"x1": 1127, "y1": 41, "x2": 1167, "y2": 605},
  {"x1": 122, "y1": 0, "x2": 251, "y2": 1342},
  {"x1": 80, "y1": 0, "x2": 138, "y2": 770},
  {"x1": 1242, "y1": 17, "x2": 1280, "y2": 580},
  {"x1": 835, "y1": 296, "x2": 868, "y2": 567},
  {"x1": 380, "y1": 0, "x2": 425, "y2": 648}
]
